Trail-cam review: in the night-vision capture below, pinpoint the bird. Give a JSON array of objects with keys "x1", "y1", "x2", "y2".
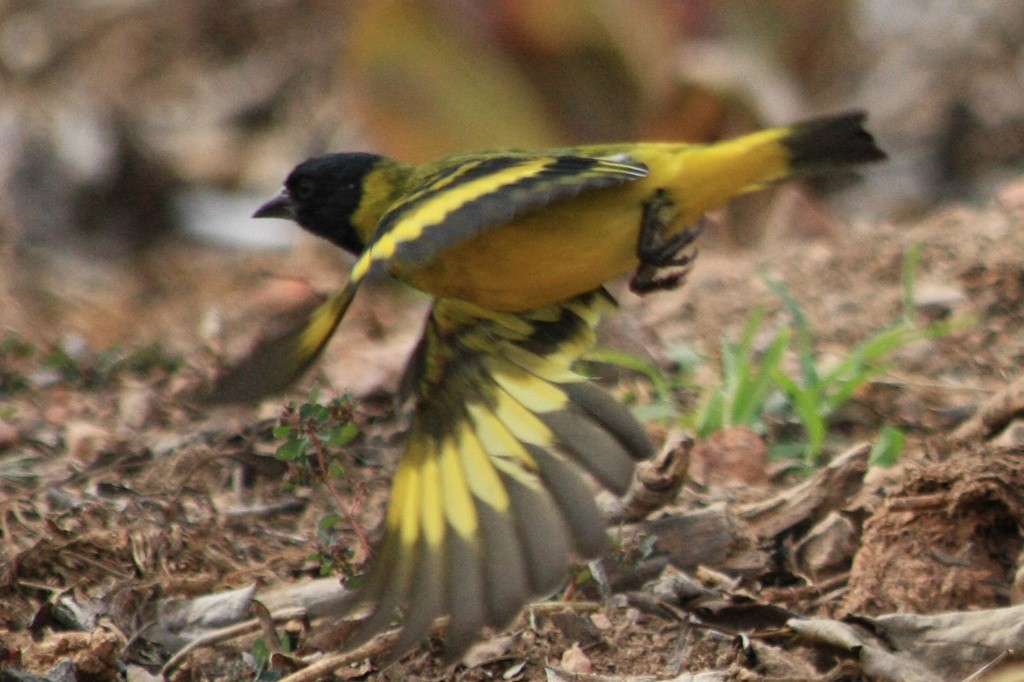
[
  {"x1": 211, "y1": 111, "x2": 885, "y2": 662},
  {"x1": 214, "y1": 111, "x2": 885, "y2": 402}
]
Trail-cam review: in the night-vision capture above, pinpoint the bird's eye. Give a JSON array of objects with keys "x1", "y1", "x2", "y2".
[{"x1": 292, "y1": 177, "x2": 316, "y2": 201}]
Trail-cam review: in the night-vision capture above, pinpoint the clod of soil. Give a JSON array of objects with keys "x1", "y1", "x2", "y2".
[{"x1": 842, "y1": 450, "x2": 1024, "y2": 615}]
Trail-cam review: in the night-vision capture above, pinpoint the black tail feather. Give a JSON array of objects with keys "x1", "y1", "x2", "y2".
[{"x1": 785, "y1": 111, "x2": 887, "y2": 172}]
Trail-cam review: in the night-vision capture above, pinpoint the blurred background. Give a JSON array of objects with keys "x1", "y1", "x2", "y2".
[{"x1": 2, "y1": 0, "x2": 1023, "y2": 355}]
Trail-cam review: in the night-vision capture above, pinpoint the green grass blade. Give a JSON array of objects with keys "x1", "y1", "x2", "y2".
[
  {"x1": 731, "y1": 324, "x2": 790, "y2": 427},
  {"x1": 901, "y1": 241, "x2": 924, "y2": 323},
  {"x1": 764, "y1": 275, "x2": 819, "y2": 388},
  {"x1": 772, "y1": 367, "x2": 826, "y2": 464},
  {"x1": 694, "y1": 388, "x2": 725, "y2": 437},
  {"x1": 724, "y1": 307, "x2": 768, "y2": 425},
  {"x1": 869, "y1": 425, "x2": 905, "y2": 467}
]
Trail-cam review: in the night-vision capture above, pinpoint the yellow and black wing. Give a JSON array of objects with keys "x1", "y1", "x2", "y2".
[
  {"x1": 211, "y1": 155, "x2": 648, "y2": 403},
  {"x1": 209, "y1": 287, "x2": 355, "y2": 403},
  {"x1": 341, "y1": 288, "x2": 654, "y2": 660},
  {"x1": 357, "y1": 154, "x2": 648, "y2": 273}
]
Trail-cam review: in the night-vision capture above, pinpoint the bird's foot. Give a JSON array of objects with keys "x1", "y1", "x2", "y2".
[{"x1": 629, "y1": 190, "x2": 706, "y2": 294}]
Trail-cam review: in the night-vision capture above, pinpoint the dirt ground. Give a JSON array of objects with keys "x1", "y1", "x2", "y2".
[
  {"x1": 5, "y1": 3, "x2": 1024, "y2": 680},
  {"x1": 4, "y1": 178, "x2": 1024, "y2": 682}
]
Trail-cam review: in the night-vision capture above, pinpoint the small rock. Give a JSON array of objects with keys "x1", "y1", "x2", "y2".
[
  {"x1": 794, "y1": 511, "x2": 857, "y2": 577},
  {"x1": 558, "y1": 643, "x2": 592, "y2": 674},
  {"x1": 690, "y1": 426, "x2": 768, "y2": 487},
  {"x1": 118, "y1": 380, "x2": 155, "y2": 430},
  {"x1": 65, "y1": 421, "x2": 113, "y2": 463},
  {"x1": 198, "y1": 307, "x2": 223, "y2": 347},
  {"x1": 60, "y1": 333, "x2": 90, "y2": 362},
  {"x1": 588, "y1": 611, "x2": 612, "y2": 631},
  {"x1": 31, "y1": 367, "x2": 63, "y2": 388},
  {"x1": 914, "y1": 283, "x2": 967, "y2": 319}
]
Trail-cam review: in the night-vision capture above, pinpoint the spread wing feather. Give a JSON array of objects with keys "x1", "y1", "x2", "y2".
[{"x1": 341, "y1": 288, "x2": 654, "y2": 662}]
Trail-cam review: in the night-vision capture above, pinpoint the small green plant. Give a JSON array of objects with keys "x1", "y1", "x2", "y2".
[
  {"x1": 0, "y1": 333, "x2": 33, "y2": 357},
  {"x1": 692, "y1": 305, "x2": 791, "y2": 438},
  {"x1": 39, "y1": 339, "x2": 181, "y2": 389},
  {"x1": 591, "y1": 244, "x2": 958, "y2": 469},
  {"x1": 273, "y1": 393, "x2": 369, "y2": 576},
  {"x1": 273, "y1": 393, "x2": 359, "y2": 474},
  {"x1": 764, "y1": 258, "x2": 960, "y2": 465},
  {"x1": 122, "y1": 341, "x2": 182, "y2": 376},
  {"x1": 250, "y1": 633, "x2": 294, "y2": 680},
  {"x1": 249, "y1": 638, "x2": 272, "y2": 679},
  {"x1": 2, "y1": 334, "x2": 181, "y2": 394}
]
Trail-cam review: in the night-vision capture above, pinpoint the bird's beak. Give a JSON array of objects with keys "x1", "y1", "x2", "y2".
[{"x1": 253, "y1": 190, "x2": 295, "y2": 220}]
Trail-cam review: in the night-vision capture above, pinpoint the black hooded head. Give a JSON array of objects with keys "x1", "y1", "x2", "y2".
[{"x1": 254, "y1": 152, "x2": 383, "y2": 256}]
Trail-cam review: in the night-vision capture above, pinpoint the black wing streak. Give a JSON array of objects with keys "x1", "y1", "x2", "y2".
[
  {"x1": 376, "y1": 155, "x2": 647, "y2": 266},
  {"x1": 369, "y1": 157, "x2": 524, "y2": 247}
]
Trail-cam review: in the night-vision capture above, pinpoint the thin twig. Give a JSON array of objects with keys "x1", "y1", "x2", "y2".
[
  {"x1": 277, "y1": 629, "x2": 401, "y2": 682},
  {"x1": 961, "y1": 648, "x2": 1012, "y2": 682},
  {"x1": 160, "y1": 606, "x2": 307, "y2": 676}
]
